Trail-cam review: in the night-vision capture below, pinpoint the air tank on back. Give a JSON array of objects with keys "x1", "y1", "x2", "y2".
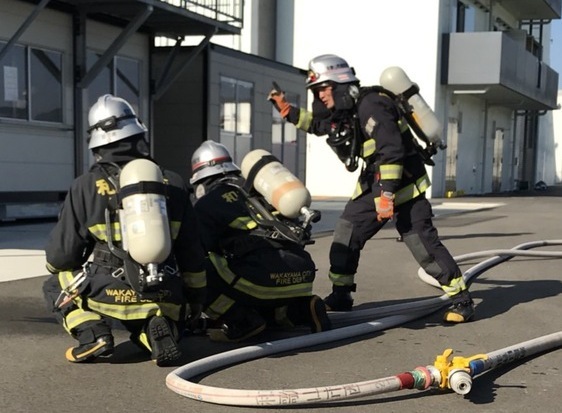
[
  {"x1": 379, "y1": 66, "x2": 443, "y2": 147},
  {"x1": 241, "y1": 149, "x2": 311, "y2": 219},
  {"x1": 119, "y1": 158, "x2": 171, "y2": 265}
]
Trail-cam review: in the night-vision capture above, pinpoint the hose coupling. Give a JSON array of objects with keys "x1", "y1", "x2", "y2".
[{"x1": 432, "y1": 348, "x2": 488, "y2": 393}]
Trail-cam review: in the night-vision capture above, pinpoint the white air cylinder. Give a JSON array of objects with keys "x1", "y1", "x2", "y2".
[
  {"x1": 379, "y1": 66, "x2": 443, "y2": 144},
  {"x1": 119, "y1": 159, "x2": 171, "y2": 265},
  {"x1": 241, "y1": 149, "x2": 311, "y2": 219}
]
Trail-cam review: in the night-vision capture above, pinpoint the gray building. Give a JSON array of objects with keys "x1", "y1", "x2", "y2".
[
  {"x1": 0, "y1": 0, "x2": 308, "y2": 220},
  {"x1": 152, "y1": 43, "x2": 307, "y2": 182}
]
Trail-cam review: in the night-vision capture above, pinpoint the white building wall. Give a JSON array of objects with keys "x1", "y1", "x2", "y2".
[
  {"x1": 552, "y1": 91, "x2": 562, "y2": 183},
  {"x1": 536, "y1": 22, "x2": 559, "y2": 186},
  {"x1": 291, "y1": 0, "x2": 443, "y2": 197},
  {"x1": 197, "y1": 0, "x2": 561, "y2": 196},
  {"x1": 451, "y1": 95, "x2": 483, "y2": 194}
]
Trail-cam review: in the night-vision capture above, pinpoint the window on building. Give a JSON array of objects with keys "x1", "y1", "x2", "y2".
[
  {"x1": 86, "y1": 51, "x2": 112, "y2": 110},
  {"x1": 272, "y1": 91, "x2": 299, "y2": 175},
  {"x1": 86, "y1": 51, "x2": 141, "y2": 114},
  {"x1": 0, "y1": 42, "x2": 62, "y2": 122},
  {"x1": 115, "y1": 56, "x2": 140, "y2": 114},
  {"x1": 30, "y1": 48, "x2": 62, "y2": 122},
  {"x1": 220, "y1": 76, "x2": 253, "y2": 164},
  {"x1": 456, "y1": 1, "x2": 475, "y2": 33}
]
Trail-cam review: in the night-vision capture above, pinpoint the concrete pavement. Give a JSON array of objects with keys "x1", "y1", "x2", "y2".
[{"x1": 1, "y1": 194, "x2": 561, "y2": 412}]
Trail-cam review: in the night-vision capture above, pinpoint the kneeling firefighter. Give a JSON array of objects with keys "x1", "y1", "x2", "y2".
[
  {"x1": 269, "y1": 54, "x2": 474, "y2": 323},
  {"x1": 42, "y1": 95, "x2": 206, "y2": 366},
  {"x1": 189, "y1": 140, "x2": 331, "y2": 342}
]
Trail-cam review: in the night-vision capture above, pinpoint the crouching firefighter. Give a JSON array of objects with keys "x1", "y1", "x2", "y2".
[
  {"x1": 189, "y1": 140, "x2": 331, "y2": 342},
  {"x1": 42, "y1": 95, "x2": 206, "y2": 366},
  {"x1": 268, "y1": 54, "x2": 474, "y2": 323}
]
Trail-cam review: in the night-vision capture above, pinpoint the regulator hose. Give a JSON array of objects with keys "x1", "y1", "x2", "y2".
[{"x1": 166, "y1": 240, "x2": 562, "y2": 406}]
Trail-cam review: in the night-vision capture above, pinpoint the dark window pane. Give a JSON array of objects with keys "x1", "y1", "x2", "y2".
[
  {"x1": 30, "y1": 48, "x2": 62, "y2": 122},
  {"x1": 86, "y1": 50, "x2": 112, "y2": 109},
  {"x1": 0, "y1": 42, "x2": 28, "y2": 119},
  {"x1": 115, "y1": 56, "x2": 140, "y2": 114}
]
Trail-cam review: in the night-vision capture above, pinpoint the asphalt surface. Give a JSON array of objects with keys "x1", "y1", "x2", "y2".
[{"x1": 1, "y1": 193, "x2": 561, "y2": 413}]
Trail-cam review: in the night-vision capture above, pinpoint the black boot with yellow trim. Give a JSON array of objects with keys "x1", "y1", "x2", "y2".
[
  {"x1": 66, "y1": 322, "x2": 114, "y2": 363},
  {"x1": 443, "y1": 290, "x2": 475, "y2": 323}
]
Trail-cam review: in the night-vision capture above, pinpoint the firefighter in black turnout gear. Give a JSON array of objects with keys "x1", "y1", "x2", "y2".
[
  {"x1": 42, "y1": 95, "x2": 206, "y2": 366},
  {"x1": 189, "y1": 140, "x2": 331, "y2": 342},
  {"x1": 269, "y1": 54, "x2": 474, "y2": 323}
]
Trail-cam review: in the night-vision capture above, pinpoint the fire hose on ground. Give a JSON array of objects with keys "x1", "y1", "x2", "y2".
[{"x1": 166, "y1": 240, "x2": 562, "y2": 406}]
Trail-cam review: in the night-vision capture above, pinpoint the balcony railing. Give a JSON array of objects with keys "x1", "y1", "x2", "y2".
[
  {"x1": 443, "y1": 31, "x2": 559, "y2": 110},
  {"x1": 159, "y1": 0, "x2": 243, "y2": 28}
]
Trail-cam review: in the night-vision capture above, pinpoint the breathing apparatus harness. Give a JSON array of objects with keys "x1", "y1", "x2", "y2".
[
  {"x1": 360, "y1": 85, "x2": 447, "y2": 166},
  {"x1": 320, "y1": 82, "x2": 446, "y2": 169},
  {"x1": 206, "y1": 171, "x2": 319, "y2": 248},
  {"x1": 94, "y1": 161, "x2": 176, "y2": 299}
]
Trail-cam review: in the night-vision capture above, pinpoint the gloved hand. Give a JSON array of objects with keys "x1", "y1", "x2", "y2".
[
  {"x1": 376, "y1": 191, "x2": 395, "y2": 221},
  {"x1": 184, "y1": 286, "x2": 206, "y2": 330},
  {"x1": 187, "y1": 303, "x2": 203, "y2": 330},
  {"x1": 268, "y1": 83, "x2": 291, "y2": 118}
]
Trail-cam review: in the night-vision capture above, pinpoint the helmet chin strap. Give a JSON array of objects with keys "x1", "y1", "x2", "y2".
[{"x1": 332, "y1": 83, "x2": 360, "y2": 111}]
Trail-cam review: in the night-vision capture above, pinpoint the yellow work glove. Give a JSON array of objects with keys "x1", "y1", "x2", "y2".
[{"x1": 376, "y1": 191, "x2": 395, "y2": 221}]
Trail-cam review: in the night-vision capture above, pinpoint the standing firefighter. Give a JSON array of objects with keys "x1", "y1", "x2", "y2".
[
  {"x1": 190, "y1": 140, "x2": 331, "y2": 342},
  {"x1": 42, "y1": 94, "x2": 206, "y2": 366},
  {"x1": 269, "y1": 54, "x2": 474, "y2": 323}
]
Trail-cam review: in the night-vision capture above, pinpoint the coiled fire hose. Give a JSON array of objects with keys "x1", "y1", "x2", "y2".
[{"x1": 166, "y1": 240, "x2": 562, "y2": 406}]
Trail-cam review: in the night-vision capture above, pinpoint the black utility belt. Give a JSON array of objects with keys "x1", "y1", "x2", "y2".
[{"x1": 93, "y1": 249, "x2": 123, "y2": 267}]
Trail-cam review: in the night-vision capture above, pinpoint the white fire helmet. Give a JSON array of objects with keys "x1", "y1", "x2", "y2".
[
  {"x1": 87, "y1": 94, "x2": 147, "y2": 149},
  {"x1": 306, "y1": 54, "x2": 359, "y2": 90},
  {"x1": 190, "y1": 140, "x2": 240, "y2": 185}
]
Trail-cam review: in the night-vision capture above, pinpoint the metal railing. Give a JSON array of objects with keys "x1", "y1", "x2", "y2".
[{"x1": 159, "y1": 0, "x2": 243, "y2": 27}]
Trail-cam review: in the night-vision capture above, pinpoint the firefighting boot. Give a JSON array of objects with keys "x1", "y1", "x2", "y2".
[
  {"x1": 307, "y1": 295, "x2": 332, "y2": 333},
  {"x1": 208, "y1": 306, "x2": 266, "y2": 343},
  {"x1": 145, "y1": 316, "x2": 182, "y2": 367},
  {"x1": 286, "y1": 295, "x2": 332, "y2": 333},
  {"x1": 66, "y1": 323, "x2": 114, "y2": 363},
  {"x1": 324, "y1": 284, "x2": 356, "y2": 311},
  {"x1": 443, "y1": 291, "x2": 475, "y2": 323}
]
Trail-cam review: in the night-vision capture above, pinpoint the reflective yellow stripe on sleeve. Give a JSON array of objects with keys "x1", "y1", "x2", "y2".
[
  {"x1": 205, "y1": 294, "x2": 236, "y2": 319},
  {"x1": 361, "y1": 138, "x2": 376, "y2": 158},
  {"x1": 374, "y1": 174, "x2": 431, "y2": 208},
  {"x1": 88, "y1": 223, "x2": 122, "y2": 242},
  {"x1": 296, "y1": 108, "x2": 313, "y2": 131},
  {"x1": 379, "y1": 164, "x2": 403, "y2": 180},
  {"x1": 182, "y1": 270, "x2": 206, "y2": 289}
]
